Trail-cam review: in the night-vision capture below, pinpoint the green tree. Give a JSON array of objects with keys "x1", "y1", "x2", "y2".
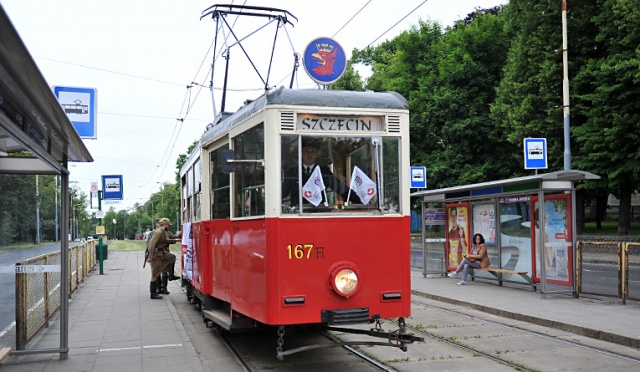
[
  {"x1": 491, "y1": 0, "x2": 566, "y2": 171},
  {"x1": 331, "y1": 61, "x2": 364, "y2": 91},
  {"x1": 573, "y1": 0, "x2": 640, "y2": 234},
  {"x1": 413, "y1": 9, "x2": 512, "y2": 188},
  {"x1": 353, "y1": 19, "x2": 444, "y2": 100}
]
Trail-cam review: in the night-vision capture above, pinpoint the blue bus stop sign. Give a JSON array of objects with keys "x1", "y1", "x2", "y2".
[
  {"x1": 53, "y1": 86, "x2": 97, "y2": 139},
  {"x1": 410, "y1": 166, "x2": 427, "y2": 188},
  {"x1": 101, "y1": 175, "x2": 123, "y2": 200},
  {"x1": 524, "y1": 138, "x2": 547, "y2": 169}
]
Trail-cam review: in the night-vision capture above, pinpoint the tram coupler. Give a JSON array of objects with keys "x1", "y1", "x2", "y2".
[{"x1": 327, "y1": 317, "x2": 424, "y2": 350}]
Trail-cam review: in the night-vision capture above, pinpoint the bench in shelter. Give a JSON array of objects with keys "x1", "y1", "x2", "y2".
[{"x1": 471, "y1": 268, "x2": 536, "y2": 291}]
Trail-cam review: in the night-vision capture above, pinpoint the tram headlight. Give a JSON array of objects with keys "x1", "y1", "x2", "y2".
[{"x1": 328, "y1": 262, "x2": 360, "y2": 298}]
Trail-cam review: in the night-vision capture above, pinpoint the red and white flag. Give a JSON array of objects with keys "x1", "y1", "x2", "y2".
[
  {"x1": 349, "y1": 166, "x2": 376, "y2": 205},
  {"x1": 302, "y1": 166, "x2": 326, "y2": 206}
]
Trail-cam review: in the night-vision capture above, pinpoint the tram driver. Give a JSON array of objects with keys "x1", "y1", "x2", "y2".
[{"x1": 282, "y1": 140, "x2": 344, "y2": 210}]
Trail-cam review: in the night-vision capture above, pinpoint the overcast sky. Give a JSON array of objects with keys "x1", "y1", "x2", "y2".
[{"x1": 2, "y1": 0, "x2": 505, "y2": 211}]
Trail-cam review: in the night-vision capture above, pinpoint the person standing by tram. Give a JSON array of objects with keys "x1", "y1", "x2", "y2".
[
  {"x1": 146, "y1": 218, "x2": 180, "y2": 299},
  {"x1": 144, "y1": 220, "x2": 163, "y2": 295}
]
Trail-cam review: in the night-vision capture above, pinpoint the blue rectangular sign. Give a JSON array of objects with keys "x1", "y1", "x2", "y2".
[
  {"x1": 410, "y1": 166, "x2": 427, "y2": 188},
  {"x1": 102, "y1": 175, "x2": 123, "y2": 200},
  {"x1": 53, "y1": 86, "x2": 97, "y2": 139},
  {"x1": 524, "y1": 138, "x2": 548, "y2": 170}
]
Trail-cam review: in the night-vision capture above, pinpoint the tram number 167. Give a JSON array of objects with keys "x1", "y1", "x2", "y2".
[{"x1": 286, "y1": 244, "x2": 325, "y2": 260}]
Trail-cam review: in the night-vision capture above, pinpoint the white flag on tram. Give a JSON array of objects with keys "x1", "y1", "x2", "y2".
[
  {"x1": 349, "y1": 166, "x2": 377, "y2": 205},
  {"x1": 301, "y1": 166, "x2": 326, "y2": 206}
]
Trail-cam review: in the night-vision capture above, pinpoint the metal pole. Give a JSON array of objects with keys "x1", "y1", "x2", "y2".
[
  {"x1": 35, "y1": 175, "x2": 41, "y2": 244},
  {"x1": 60, "y1": 171, "x2": 70, "y2": 359},
  {"x1": 539, "y1": 189, "x2": 547, "y2": 297},
  {"x1": 562, "y1": 0, "x2": 571, "y2": 170},
  {"x1": 98, "y1": 191, "x2": 104, "y2": 275},
  {"x1": 55, "y1": 176, "x2": 58, "y2": 241}
]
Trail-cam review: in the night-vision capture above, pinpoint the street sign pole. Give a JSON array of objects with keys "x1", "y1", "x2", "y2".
[{"x1": 97, "y1": 191, "x2": 104, "y2": 275}]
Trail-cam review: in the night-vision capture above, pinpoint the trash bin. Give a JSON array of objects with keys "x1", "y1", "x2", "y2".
[{"x1": 96, "y1": 240, "x2": 108, "y2": 260}]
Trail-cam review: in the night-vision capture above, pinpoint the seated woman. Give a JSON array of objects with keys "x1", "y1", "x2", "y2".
[{"x1": 447, "y1": 233, "x2": 491, "y2": 285}]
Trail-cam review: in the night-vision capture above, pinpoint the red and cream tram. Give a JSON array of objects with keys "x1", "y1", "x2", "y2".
[{"x1": 179, "y1": 87, "x2": 421, "y2": 357}]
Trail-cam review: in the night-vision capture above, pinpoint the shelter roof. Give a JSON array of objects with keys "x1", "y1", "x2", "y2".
[
  {"x1": 0, "y1": 6, "x2": 93, "y2": 175},
  {"x1": 410, "y1": 170, "x2": 600, "y2": 200}
]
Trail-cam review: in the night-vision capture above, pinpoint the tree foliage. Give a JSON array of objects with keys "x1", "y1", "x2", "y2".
[{"x1": 572, "y1": 0, "x2": 640, "y2": 234}]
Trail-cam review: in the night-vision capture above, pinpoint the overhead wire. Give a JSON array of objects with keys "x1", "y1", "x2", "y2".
[
  {"x1": 332, "y1": 0, "x2": 373, "y2": 38},
  {"x1": 36, "y1": 56, "x2": 185, "y2": 87},
  {"x1": 133, "y1": 1, "x2": 249, "y2": 204},
  {"x1": 366, "y1": 0, "x2": 430, "y2": 48},
  {"x1": 273, "y1": 0, "x2": 425, "y2": 88},
  {"x1": 62, "y1": 0, "x2": 432, "y2": 207}
]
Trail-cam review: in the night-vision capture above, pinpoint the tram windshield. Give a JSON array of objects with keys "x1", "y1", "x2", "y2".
[{"x1": 281, "y1": 135, "x2": 399, "y2": 214}]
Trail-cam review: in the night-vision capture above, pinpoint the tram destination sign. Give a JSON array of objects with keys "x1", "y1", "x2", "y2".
[{"x1": 296, "y1": 114, "x2": 383, "y2": 132}]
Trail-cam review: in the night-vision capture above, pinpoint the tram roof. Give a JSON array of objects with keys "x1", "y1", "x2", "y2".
[
  {"x1": 186, "y1": 87, "x2": 409, "y2": 169},
  {"x1": 410, "y1": 170, "x2": 600, "y2": 200},
  {"x1": 0, "y1": 7, "x2": 93, "y2": 174}
]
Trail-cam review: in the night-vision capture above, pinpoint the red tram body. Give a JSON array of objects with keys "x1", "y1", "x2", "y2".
[
  {"x1": 179, "y1": 87, "x2": 418, "y2": 354},
  {"x1": 187, "y1": 217, "x2": 410, "y2": 325}
]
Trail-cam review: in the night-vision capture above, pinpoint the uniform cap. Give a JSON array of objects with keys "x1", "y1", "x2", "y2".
[
  {"x1": 158, "y1": 218, "x2": 171, "y2": 226},
  {"x1": 302, "y1": 138, "x2": 321, "y2": 150}
]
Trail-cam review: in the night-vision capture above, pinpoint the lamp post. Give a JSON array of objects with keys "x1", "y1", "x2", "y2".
[{"x1": 112, "y1": 218, "x2": 117, "y2": 240}]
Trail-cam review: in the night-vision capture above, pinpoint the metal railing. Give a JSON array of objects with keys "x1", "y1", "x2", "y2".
[
  {"x1": 15, "y1": 241, "x2": 97, "y2": 349},
  {"x1": 576, "y1": 241, "x2": 640, "y2": 304}
]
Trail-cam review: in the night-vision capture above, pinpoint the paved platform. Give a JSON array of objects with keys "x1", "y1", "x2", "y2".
[{"x1": 1, "y1": 251, "x2": 639, "y2": 370}]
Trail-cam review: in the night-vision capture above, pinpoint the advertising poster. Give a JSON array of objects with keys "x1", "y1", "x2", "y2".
[
  {"x1": 532, "y1": 195, "x2": 572, "y2": 285},
  {"x1": 424, "y1": 208, "x2": 446, "y2": 226},
  {"x1": 472, "y1": 204, "x2": 496, "y2": 244},
  {"x1": 182, "y1": 222, "x2": 193, "y2": 280},
  {"x1": 446, "y1": 203, "x2": 470, "y2": 271}
]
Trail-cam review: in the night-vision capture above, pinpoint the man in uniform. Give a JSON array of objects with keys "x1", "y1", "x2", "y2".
[
  {"x1": 147, "y1": 218, "x2": 179, "y2": 299},
  {"x1": 161, "y1": 221, "x2": 182, "y2": 292}
]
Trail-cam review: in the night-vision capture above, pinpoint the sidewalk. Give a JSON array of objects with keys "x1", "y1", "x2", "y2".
[
  {"x1": 2, "y1": 252, "x2": 639, "y2": 370},
  {"x1": 1, "y1": 251, "x2": 240, "y2": 372},
  {"x1": 411, "y1": 269, "x2": 640, "y2": 349}
]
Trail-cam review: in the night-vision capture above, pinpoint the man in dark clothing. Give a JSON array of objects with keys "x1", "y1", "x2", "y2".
[
  {"x1": 147, "y1": 218, "x2": 180, "y2": 299},
  {"x1": 282, "y1": 143, "x2": 341, "y2": 208}
]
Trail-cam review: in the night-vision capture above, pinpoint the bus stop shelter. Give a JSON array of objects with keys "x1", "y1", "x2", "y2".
[
  {"x1": 411, "y1": 170, "x2": 599, "y2": 297},
  {"x1": 1, "y1": 5, "x2": 93, "y2": 359}
]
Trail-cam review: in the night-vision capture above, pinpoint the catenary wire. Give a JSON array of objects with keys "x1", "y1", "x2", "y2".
[{"x1": 366, "y1": 0, "x2": 430, "y2": 47}]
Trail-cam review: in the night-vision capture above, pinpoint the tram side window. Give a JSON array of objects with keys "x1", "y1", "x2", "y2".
[
  {"x1": 233, "y1": 124, "x2": 265, "y2": 217},
  {"x1": 193, "y1": 158, "x2": 201, "y2": 221},
  {"x1": 187, "y1": 167, "x2": 193, "y2": 222},
  {"x1": 382, "y1": 138, "x2": 400, "y2": 212},
  {"x1": 210, "y1": 145, "x2": 230, "y2": 219},
  {"x1": 181, "y1": 182, "x2": 188, "y2": 222}
]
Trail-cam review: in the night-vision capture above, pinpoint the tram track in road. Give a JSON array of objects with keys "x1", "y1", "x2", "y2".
[
  {"x1": 219, "y1": 331, "x2": 254, "y2": 372},
  {"x1": 406, "y1": 299, "x2": 640, "y2": 370},
  {"x1": 322, "y1": 331, "x2": 398, "y2": 372},
  {"x1": 214, "y1": 326, "x2": 396, "y2": 372}
]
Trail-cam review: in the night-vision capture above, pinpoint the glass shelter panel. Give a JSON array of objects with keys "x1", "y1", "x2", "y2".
[{"x1": 499, "y1": 200, "x2": 533, "y2": 283}]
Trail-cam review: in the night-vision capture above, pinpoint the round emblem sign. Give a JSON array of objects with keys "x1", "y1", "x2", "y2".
[{"x1": 303, "y1": 37, "x2": 347, "y2": 85}]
